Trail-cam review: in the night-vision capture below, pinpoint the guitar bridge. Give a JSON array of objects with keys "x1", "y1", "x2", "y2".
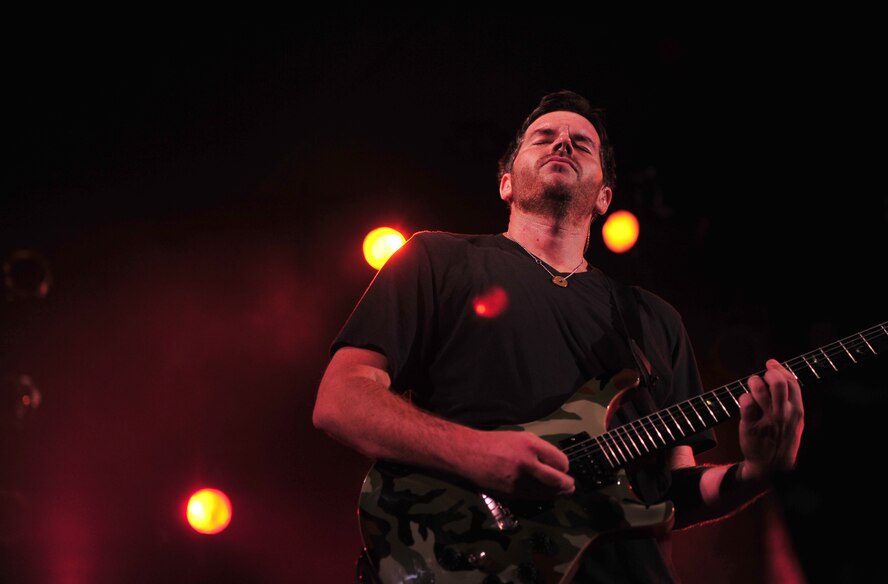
[{"x1": 479, "y1": 492, "x2": 519, "y2": 531}]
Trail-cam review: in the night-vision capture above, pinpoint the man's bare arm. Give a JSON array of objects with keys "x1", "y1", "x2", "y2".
[{"x1": 312, "y1": 346, "x2": 575, "y2": 498}]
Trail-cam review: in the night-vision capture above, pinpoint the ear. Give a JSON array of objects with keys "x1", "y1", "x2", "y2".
[
  {"x1": 499, "y1": 173, "x2": 513, "y2": 205},
  {"x1": 594, "y1": 185, "x2": 612, "y2": 216}
]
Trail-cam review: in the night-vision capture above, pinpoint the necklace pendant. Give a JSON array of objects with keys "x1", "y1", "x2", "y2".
[{"x1": 552, "y1": 276, "x2": 569, "y2": 288}]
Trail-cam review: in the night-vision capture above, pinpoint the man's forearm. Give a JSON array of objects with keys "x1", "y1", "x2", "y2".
[
  {"x1": 313, "y1": 371, "x2": 478, "y2": 475},
  {"x1": 670, "y1": 462, "x2": 771, "y2": 530}
]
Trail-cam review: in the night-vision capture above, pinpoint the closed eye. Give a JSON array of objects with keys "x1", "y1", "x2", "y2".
[
  {"x1": 573, "y1": 137, "x2": 597, "y2": 153},
  {"x1": 530, "y1": 128, "x2": 597, "y2": 153}
]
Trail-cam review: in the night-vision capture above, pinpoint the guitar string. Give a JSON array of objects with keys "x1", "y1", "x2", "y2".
[
  {"x1": 564, "y1": 324, "x2": 886, "y2": 466},
  {"x1": 561, "y1": 323, "x2": 887, "y2": 468},
  {"x1": 572, "y1": 378, "x2": 774, "y2": 466},
  {"x1": 565, "y1": 325, "x2": 884, "y2": 466},
  {"x1": 566, "y1": 385, "x2": 744, "y2": 466}
]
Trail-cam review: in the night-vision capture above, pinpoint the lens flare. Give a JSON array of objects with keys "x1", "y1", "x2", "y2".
[
  {"x1": 473, "y1": 286, "x2": 509, "y2": 318},
  {"x1": 363, "y1": 227, "x2": 406, "y2": 269},
  {"x1": 186, "y1": 488, "x2": 232, "y2": 535},
  {"x1": 602, "y1": 210, "x2": 639, "y2": 253}
]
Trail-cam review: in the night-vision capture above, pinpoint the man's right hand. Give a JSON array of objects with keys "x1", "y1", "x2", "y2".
[
  {"x1": 315, "y1": 347, "x2": 575, "y2": 501},
  {"x1": 459, "y1": 430, "x2": 576, "y2": 499}
]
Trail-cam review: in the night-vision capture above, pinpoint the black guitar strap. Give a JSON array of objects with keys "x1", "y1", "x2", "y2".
[
  {"x1": 603, "y1": 274, "x2": 672, "y2": 503},
  {"x1": 604, "y1": 274, "x2": 654, "y2": 389}
]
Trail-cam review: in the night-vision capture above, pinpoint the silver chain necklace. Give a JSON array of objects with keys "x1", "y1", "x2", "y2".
[{"x1": 503, "y1": 232, "x2": 588, "y2": 288}]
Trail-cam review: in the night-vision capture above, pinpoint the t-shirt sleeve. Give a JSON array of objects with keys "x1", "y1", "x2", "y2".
[{"x1": 330, "y1": 233, "x2": 435, "y2": 391}]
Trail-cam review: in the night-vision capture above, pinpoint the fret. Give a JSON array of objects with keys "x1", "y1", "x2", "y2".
[
  {"x1": 640, "y1": 422, "x2": 657, "y2": 449},
  {"x1": 688, "y1": 400, "x2": 706, "y2": 428},
  {"x1": 820, "y1": 348, "x2": 837, "y2": 371},
  {"x1": 631, "y1": 421, "x2": 650, "y2": 452},
  {"x1": 727, "y1": 385, "x2": 742, "y2": 407},
  {"x1": 801, "y1": 354, "x2": 820, "y2": 379},
  {"x1": 669, "y1": 408, "x2": 687, "y2": 436},
  {"x1": 657, "y1": 411, "x2": 676, "y2": 442},
  {"x1": 783, "y1": 361, "x2": 799, "y2": 381},
  {"x1": 603, "y1": 436, "x2": 621, "y2": 466},
  {"x1": 627, "y1": 420, "x2": 650, "y2": 454},
  {"x1": 649, "y1": 415, "x2": 666, "y2": 445},
  {"x1": 599, "y1": 434, "x2": 618, "y2": 464},
  {"x1": 861, "y1": 332, "x2": 876, "y2": 355},
  {"x1": 713, "y1": 392, "x2": 730, "y2": 417},
  {"x1": 610, "y1": 434, "x2": 628, "y2": 463},
  {"x1": 679, "y1": 406, "x2": 696, "y2": 432},
  {"x1": 598, "y1": 434, "x2": 619, "y2": 464},
  {"x1": 622, "y1": 427, "x2": 642, "y2": 456},
  {"x1": 839, "y1": 340, "x2": 857, "y2": 364},
  {"x1": 593, "y1": 435, "x2": 615, "y2": 468},
  {"x1": 700, "y1": 397, "x2": 719, "y2": 422}
]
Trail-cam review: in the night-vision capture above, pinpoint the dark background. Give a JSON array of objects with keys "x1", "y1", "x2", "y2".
[{"x1": 1, "y1": 15, "x2": 885, "y2": 583}]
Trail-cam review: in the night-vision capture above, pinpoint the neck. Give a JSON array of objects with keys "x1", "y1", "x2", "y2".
[{"x1": 505, "y1": 209, "x2": 592, "y2": 272}]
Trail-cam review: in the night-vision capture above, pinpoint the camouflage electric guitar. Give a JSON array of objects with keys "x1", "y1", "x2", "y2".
[{"x1": 358, "y1": 322, "x2": 887, "y2": 583}]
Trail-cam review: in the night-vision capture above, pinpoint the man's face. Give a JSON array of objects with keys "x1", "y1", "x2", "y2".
[{"x1": 500, "y1": 111, "x2": 611, "y2": 223}]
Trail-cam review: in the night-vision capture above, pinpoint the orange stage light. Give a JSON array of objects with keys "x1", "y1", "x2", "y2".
[
  {"x1": 602, "y1": 210, "x2": 640, "y2": 253},
  {"x1": 186, "y1": 488, "x2": 232, "y2": 535},
  {"x1": 363, "y1": 227, "x2": 406, "y2": 269}
]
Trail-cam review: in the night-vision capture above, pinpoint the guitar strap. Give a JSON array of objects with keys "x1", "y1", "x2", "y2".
[
  {"x1": 604, "y1": 275, "x2": 673, "y2": 504},
  {"x1": 605, "y1": 275, "x2": 655, "y2": 389}
]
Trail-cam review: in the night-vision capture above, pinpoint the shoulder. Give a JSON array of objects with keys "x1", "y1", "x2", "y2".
[
  {"x1": 410, "y1": 231, "x2": 500, "y2": 248},
  {"x1": 405, "y1": 231, "x2": 503, "y2": 259},
  {"x1": 380, "y1": 231, "x2": 502, "y2": 277},
  {"x1": 629, "y1": 285, "x2": 688, "y2": 343},
  {"x1": 631, "y1": 286, "x2": 682, "y2": 323}
]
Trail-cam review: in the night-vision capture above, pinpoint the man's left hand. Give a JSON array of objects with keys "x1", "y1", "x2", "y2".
[{"x1": 738, "y1": 359, "x2": 805, "y2": 480}]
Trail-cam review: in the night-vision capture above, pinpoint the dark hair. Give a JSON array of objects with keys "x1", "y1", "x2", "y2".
[{"x1": 497, "y1": 90, "x2": 616, "y2": 190}]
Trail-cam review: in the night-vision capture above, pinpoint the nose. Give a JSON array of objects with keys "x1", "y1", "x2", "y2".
[{"x1": 552, "y1": 126, "x2": 574, "y2": 154}]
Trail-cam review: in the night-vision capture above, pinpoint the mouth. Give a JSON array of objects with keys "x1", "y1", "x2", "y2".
[{"x1": 542, "y1": 156, "x2": 577, "y2": 173}]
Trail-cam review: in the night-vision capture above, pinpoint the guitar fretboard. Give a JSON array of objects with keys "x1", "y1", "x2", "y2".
[{"x1": 565, "y1": 322, "x2": 887, "y2": 470}]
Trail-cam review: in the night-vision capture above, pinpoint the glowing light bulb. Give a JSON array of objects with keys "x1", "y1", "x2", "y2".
[
  {"x1": 186, "y1": 488, "x2": 232, "y2": 535},
  {"x1": 602, "y1": 210, "x2": 639, "y2": 253},
  {"x1": 363, "y1": 227, "x2": 406, "y2": 269}
]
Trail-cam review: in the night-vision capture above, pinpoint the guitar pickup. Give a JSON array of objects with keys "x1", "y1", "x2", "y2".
[{"x1": 559, "y1": 432, "x2": 616, "y2": 487}]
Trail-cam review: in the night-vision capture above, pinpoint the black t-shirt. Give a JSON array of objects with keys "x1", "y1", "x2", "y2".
[{"x1": 333, "y1": 231, "x2": 716, "y2": 583}]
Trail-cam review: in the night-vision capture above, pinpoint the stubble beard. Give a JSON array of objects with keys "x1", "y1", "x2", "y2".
[{"x1": 511, "y1": 175, "x2": 594, "y2": 227}]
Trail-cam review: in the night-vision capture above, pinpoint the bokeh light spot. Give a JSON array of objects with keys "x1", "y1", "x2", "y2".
[
  {"x1": 602, "y1": 210, "x2": 640, "y2": 253},
  {"x1": 3, "y1": 250, "x2": 52, "y2": 299},
  {"x1": 363, "y1": 227, "x2": 406, "y2": 269},
  {"x1": 473, "y1": 286, "x2": 509, "y2": 318},
  {"x1": 186, "y1": 488, "x2": 232, "y2": 535}
]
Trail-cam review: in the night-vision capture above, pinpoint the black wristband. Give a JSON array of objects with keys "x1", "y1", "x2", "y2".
[
  {"x1": 666, "y1": 466, "x2": 708, "y2": 511},
  {"x1": 718, "y1": 462, "x2": 744, "y2": 499}
]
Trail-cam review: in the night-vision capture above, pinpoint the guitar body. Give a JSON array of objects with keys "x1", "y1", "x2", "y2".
[{"x1": 358, "y1": 370, "x2": 673, "y2": 584}]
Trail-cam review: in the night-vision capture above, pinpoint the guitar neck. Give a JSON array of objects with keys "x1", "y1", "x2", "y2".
[{"x1": 581, "y1": 322, "x2": 888, "y2": 469}]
